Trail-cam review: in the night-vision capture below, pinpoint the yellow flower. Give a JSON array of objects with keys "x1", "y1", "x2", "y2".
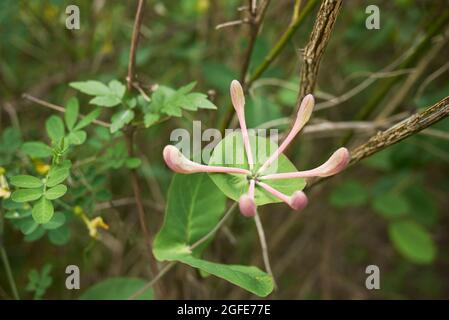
[
  {"x1": 32, "y1": 159, "x2": 50, "y2": 175},
  {"x1": 0, "y1": 167, "x2": 11, "y2": 199},
  {"x1": 74, "y1": 206, "x2": 109, "y2": 239},
  {"x1": 87, "y1": 217, "x2": 109, "y2": 239}
]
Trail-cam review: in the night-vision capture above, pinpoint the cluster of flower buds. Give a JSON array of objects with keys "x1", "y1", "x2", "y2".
[{"x1": 163, "y1": 80, "x2": 350, "y2": 217}]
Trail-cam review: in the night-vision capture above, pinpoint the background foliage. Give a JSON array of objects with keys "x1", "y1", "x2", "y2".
[{"x1": 1, "y1": 0, "x2": 449, "y2": 299}]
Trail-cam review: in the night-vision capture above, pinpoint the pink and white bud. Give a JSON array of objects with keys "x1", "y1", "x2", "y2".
[
  {"x1": 230, "y1": 80, "x2": 245, "y2": 112},
  {"x1": 289, "y1": 191, "x2": 308, "y2": 211},
  {"x1": 258, "y1": 94, "x2": 315, "y2": 174},
  {"x1": 163, "y1": 145, "x2": 251, "y2": 175},
  {"x1": 230, "y1": 80, "x2": 254, "y2": 170},
  {"x1": 260, "y1": 147, "x2": 350, "y2": 180},
  {"x1": 256, "y1": 181, "x2": 306, "y2": 211},
  {"x1": 239, "y1": 194, "x2": 257, "y2": 217}
]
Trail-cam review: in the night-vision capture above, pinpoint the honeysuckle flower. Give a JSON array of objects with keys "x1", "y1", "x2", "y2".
[{"x1": 162, "y1": 80, "x2": 350, "y2": 217}]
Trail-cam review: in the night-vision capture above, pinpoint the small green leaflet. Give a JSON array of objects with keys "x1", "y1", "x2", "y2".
[
  {"x1": 10, "y1": 175, "x2": 43, "y2": 188},
  {"x1": 21, "y1": 142, "x2": 53, "y2": 158},
  {"x1": 74, "y1": 108, "x2": 102, "y2": 131},
  {"x1": 389, "y1": 221, "x2": 436, "y2": 264},
  {"x1": 42, "y1": 212, "x2": 66, "y2": 230},
  {"x1": 110, "y1": 109, "x2": 135, "y2": 133},
  {"x1": 70, "y1": 80, "x2": 126, "y2": 108},
  {"x1": 67, "y1": 130, "x2": 87, "y2": 145},
  {"x1": 12, "y1": 188, "x2": 43, "y2": 203},
  {"x1": 45, "y1": 184, "x2": 67, "y2": 200},
  {"x1": 32, "y1": 197, "x2": 54, "y2": 224},
  {"x1": 153, "y1": 173, "x2": 274, "y2": 297},
  {"x1": 149, "y1": 82, "x2": 217, "y2": 117},
  {"x1": 46, "y1": 166, "x2": 70, "y2": 187},
  {"x1": 46, "y1": 116, "x2": 65, "y2": 142},
  {"x1": 144, "y1": 113, "x2": 160, "y2": 128},
  {"x1": 64, "y1": 97, "x2": 79, "y2": 130},
  {"x1": 208, "y1": 132, "x2": 305, "y2": 205}
]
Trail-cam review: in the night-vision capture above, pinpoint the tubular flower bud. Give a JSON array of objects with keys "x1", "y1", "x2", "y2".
[{"x1": 163, "y1": 145, "x2": 251, "y2": 175}]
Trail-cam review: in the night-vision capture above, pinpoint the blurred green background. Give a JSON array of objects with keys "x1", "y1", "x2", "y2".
[{"x1": 1, "y1": 0, "x2": 449, "y2": 299}]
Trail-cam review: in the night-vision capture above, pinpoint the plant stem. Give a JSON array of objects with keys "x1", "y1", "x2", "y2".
[
  {"x1": 127, "y1": 0, "x2": 146, "y2": 90},
  {"x1": 128, "y1": 202, "x2": 238, "y2": 300},
  {"x1": 247, "y1": 0, "x2": 318, "y2": 87},
  {"x1": 254, "y1": 212, "x2": 276, "y2": 288},
  {"x1": 0, "y1": 212, "x2": 20, "y2": 300}
]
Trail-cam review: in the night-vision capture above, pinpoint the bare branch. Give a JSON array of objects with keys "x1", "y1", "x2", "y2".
[{"x1": 127, "y1": 0, "x2": 146, "y2": 90}]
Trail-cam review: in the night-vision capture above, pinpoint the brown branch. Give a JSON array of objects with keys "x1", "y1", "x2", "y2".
[
  {"x1": 127, "y1": 0, "x2": 146, "y2": 91},
  {"x1": 297, "y1": 0, "x2": 342, "y2": 105},
  {"x1": 22, "y1": 93, "x2": 111, "y2": 127},
  {"x1": 219, "y1": 0, "x2": 271, "y2": 133},
  {"x1": 348, "y1": 95, "x2": 449, "y2": 165}
]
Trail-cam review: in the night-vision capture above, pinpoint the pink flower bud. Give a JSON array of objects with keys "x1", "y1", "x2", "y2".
[
  {"x1": 163, "y1": 145, "x2": 251, "y2": 175},
  {"x1": 239, "y1": 194, "x2": 257, "y2": 217},
  {"x1": 289, "y1": 191, "x2": 308, "y2": 211},
  {"x1": 258, "y1": 94, "x2": 315, "y2": 174},
  {"x1": 260, "y1": 147, "x2": 350, "y2": 180},
  {"x1": 230, "y1": 80, "x2": 245, "y2": 112}
]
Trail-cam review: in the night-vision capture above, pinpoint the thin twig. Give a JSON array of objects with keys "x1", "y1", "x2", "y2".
[
  {"x1": 127, "y1": 0, "x2": 146, "y2": 90},
  {"x1": 22, "y1": 93, "x2": 111, "y2": 127},
  {"x1": 0, "y1": 212, "x2": 20, "y2": 300},
  {"x1": 254, "y1": 212, "x2": 276, "y2": 288},
  {"x1": 215, "y1": 19, "x2": 249, "y2": 30},
  {"x1": 247, "y1": 0, "x2": 318, "y2": 87}
]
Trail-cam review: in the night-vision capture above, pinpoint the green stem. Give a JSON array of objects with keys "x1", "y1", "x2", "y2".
[
  {"x1": 247, "y1": 0, "x2": 318, "y2": 87},
  {"x1": 0, "y1": 210, "x2": 20, "y2": 300}
]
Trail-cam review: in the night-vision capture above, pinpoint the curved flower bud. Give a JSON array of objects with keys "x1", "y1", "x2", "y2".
[
  {"x1": 256, "y1": 181, "x2": 307, "y2": 211},
  {"x1": 239, "y1": 179, "x2": 257, "y2": 217},
  {"x1": 163, "y1": 145, "x2": 251, "y2": 175},
  {"x1": 260, "y1": 147, "x2": 350, "y2": 180},
  {"x1": 258, "y1": 94, "x2": 315, "y2": 174},
  {"x1": 290, "y1": 191, "x2": 308, "y2": 211},
  {"x1": 230, "y1": 80, "x2": 254, "y2": 170},
  {"x1": 239, "y1": 194, "x2": 257, "y2": 217}
]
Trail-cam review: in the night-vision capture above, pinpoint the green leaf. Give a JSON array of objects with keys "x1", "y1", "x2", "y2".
[
  {"x1": 89, "y1": 95, "x2": 122, "y2": 107},
  {"x1": 208, "y1": 132, "x2": 305, "y2": 205},
  {"x1": 110, "y1": 109, "x2": 135, "y2": 133},
  {"x1": 153, "y1": 173, "x2": 273, "y2": 297},
  {"x1": 389, "y1": 221, "x2": 436, "y2": 264},
  {"x1": 125, "y1": 157, "x2": 141, "y2": 169},
  {"x1": 11, "y1": 188, "x2": 43, "y2": 203},
  {"x1": 65, "y1": 97, "x2": 79, "y2": 131},
  {"x1": 43, "y1": 212, "x2": 66, "y2": 230},
  {"x1": 154, "y1": 173, "x2": 227, "y2": 257},
  {"x1": 45, "y1": 184, "x2": 67, "y2": 200},
  {"x1": 32, "y1": 197, "x2": 54, "y2": 224},
  {"x1": 405, "y1": 185, "x2": 438, "y2": 227},
  {"x1": 108, "y1": 80, "x2": 126, "y2": 99},
  {"x1": 67, "y1": 130, "x2": 87, "y2": 145},
  {"x1": 80, "y1": 278, "x2": 153, "y2": 300},
  {"x1": 18, "y1": 218, "x2": 39, "y2": 235},
  {"x1": 46, "y1": 116, "x2": 65, "y2": 142},
  {"x1": 143, "y1": 113, "x2": 160, "y2": 128},
  {"x1": 10, "y1": 175, "x2": 43, "y2": 188},
  {"x1": 24, "y1": 226, "x2": 46, "y2": 242},
  {"x1": 21, "y1": 142, "x2": 53, "y2": 158},
  {"x1": 73, "y1": 108, "x2": 102, "y2": 131},
  {"x1": 329, "y1": 180, "x2": 369, "y2": 208},
  {"x1": 46, "y1": 166, "x2": 70, "y2": 187},
  {"x1": 48, "y1": 225, "x2": 70, "y2": 245},
  {"x1": 181, "y1": 92, "x2": 217, "y2": 111},
  {"x1": 70, "y1": 80, "x2": 111, "y2": 96},
  {"x1": 372, "y1": 194, "x2": 409, "y2": 219}
]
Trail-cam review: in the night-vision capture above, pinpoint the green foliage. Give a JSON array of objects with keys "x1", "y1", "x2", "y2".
[
  {"x1": 389, "y1": 221, "x2": 437, "y2": 264},
  {"x1": 80, "y1": 278, "x2": 153, "y2": 300},
  {"x1": 329, "y1": 180, "x2": 369, "y2": 208},
  {"x1": 26, "y1": 264, "x2": 53, "y2": 299},
  {"x1": 209, "y1": 132, "x2": 305, "y2": 205},
  {"x1": 154, "y1": 173, "x2": 274, "y2": 297}
]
